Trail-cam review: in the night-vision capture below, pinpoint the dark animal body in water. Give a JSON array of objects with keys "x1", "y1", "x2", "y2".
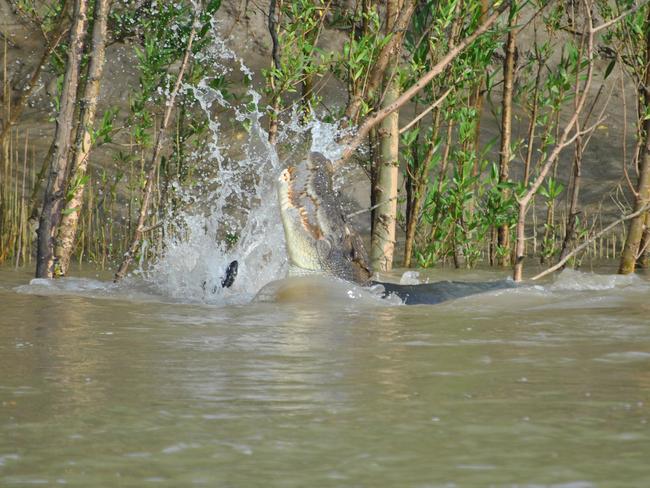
[
  {"x1": 375, "y1": 279, "x2": 514, "y2": 305},
  {"x1": 274, "y1": 151, "x2": 515, "y2": 305}
]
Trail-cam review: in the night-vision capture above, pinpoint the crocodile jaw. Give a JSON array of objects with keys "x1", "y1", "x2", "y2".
[
  {"x1": 277, "y1": 153, "x2": 372, "y2": 285},
  {"x1": 278, "y1": 166, "x2": 322, "y2": 272}
]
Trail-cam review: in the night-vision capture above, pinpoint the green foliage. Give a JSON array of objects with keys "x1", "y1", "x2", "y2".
[
  {"x1": 8, "y1": 0, "x2": 632, "y2": 270},
  {"x1": 13, "y1": 0, "x2": 63, "y2": 31},
  {"x1": 331, "y1": 5, "x2": 391, "y2": 117},
  {"x1": 539, "y1": 177, "x2": 564, "y2": 203},
  {"x1": 91, "y1": 107, "x2": 119, "y2": 145},
  {"x1": 263, "y1": 0, "x2": 330, "y2": 121},
  {"x1": 65, "y1": 173, "x2": 91, "y2": 207},
  {"x1": 397, "y1": 0, "x2": 506, "y2": 267},
  {"x1": 116, "y1": 0, "x2": 224, "y2": 169},
  {"x1": 597, "y1": 1, "x2": 649, "y2": 87}
]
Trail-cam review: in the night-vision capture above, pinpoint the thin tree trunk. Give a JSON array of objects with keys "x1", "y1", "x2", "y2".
[
  {"x1": 497, "y1": 5, "x2": 518, "y2": 266},
  {"x1": 402, "y1": 156, "x2": 419, "y2": 268},
  {"x1": 467, "y1": 0, "x2": 489, "y2": 216},
  {"x1": 404, "y1": 108, "x2": 441, "y2": 267},
  {"x1": 28, "y1": 139, "x2": 55, "y2": 223},
  {"x1": 301, "y1": 71, "x2": 314, "y2": 121},
  {"x1": 637, "y1": 211, "x2": 650, "y2": 268},
  {"x1": 267, "y1": 0, "x2": 282, "y2": 144},
  {"x1": 369, "y1": 127, "x2": 378, "y2": 237},
  {"x1": 54, "y1": 0, "x2": 111, "y2": 277},
  {"x1": 427, "y1": 118, "x2": 454, "y2": 243},
  {"x1": 370, "y1": 0, "x2": 401, "y2": 271},
  {"x1": 114, "y1": 25, "x2": 196, "y2": 282},
  {"x1": 35, "y1": 0, "x2": 89, "y2": 278},
  {"x1": 618, "y1": 7, "x2": 650, "y2": 274},
  {"x1": 514, "y1": 7, "x2": 595, "y2": 282},
  {"x1": 523, "y1": 60, "x2": 542, "y2": 187},
  {"x1": 559, "y1": 129, "x2": 584, "y2": 264},
  {"x1": 619, "y1": 127, "x2": 650, "y2": 273},
  {"x1": 1, "y1": 38, "x2": 9, "y2": 253},
  {"x1": 540, "y1": 191, "x2": 555, "y2": 263}
]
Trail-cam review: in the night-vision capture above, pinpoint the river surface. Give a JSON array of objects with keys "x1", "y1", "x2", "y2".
[{"x1": 0, "y1": 265, "x2": 649, "y2": 487}]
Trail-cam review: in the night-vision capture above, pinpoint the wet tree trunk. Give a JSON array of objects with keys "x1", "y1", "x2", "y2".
[
  {"x1": 27, "y1": 140, "x2": 56, "y2": 240},
  {"x1": 54, "y1": 0, "x2": 111, "y2": 277},
  {"x1": 497, "y1": 5, "x2": 517, "y2": 266},
  {"x1": 618, "y1": 122, "x2": 650, "y2": 274},
  {"x1": 619, "y1": 8, "x2": 650, "y2": 275},
  {"x1": 36, "y1": 0, "x2": 89, "y2": 278},
  {"x1": 370, "y1": 0, "x2": 401, "y2": 271},
  {"x1": 523, "y1": 60, "x2": 543, "y2": 188}
]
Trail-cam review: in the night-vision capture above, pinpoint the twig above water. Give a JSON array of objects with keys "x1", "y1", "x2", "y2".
[{"x1": 531, "y1": 204, "x2": 650, "y2": 281}]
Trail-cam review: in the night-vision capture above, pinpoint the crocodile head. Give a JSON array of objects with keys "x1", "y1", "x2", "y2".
[{"x1": 277, "y1": 152, "x2": 372, "y2": 285}]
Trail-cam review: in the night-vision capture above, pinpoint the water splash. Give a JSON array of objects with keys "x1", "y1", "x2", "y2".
[
  {"x1": 548, "y1": 268, "x2": 642, "y2": 292},
  {"x1": 139, "y1": 22, "x2": 346, "y2": 305}
]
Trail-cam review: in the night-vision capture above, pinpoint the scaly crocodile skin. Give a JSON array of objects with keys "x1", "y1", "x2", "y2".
[{"x1": 278, "y1": 152, "x2": 372, "y2": 284}]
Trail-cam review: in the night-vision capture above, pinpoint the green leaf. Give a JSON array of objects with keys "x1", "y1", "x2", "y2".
[{"x1": 206, "y1": 0, "x2": 222, "y2": 14}]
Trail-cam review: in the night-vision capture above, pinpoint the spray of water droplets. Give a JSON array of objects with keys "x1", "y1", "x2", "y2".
[{"x1": 139, "y1": 21, "x2": 349, "y2": 304}]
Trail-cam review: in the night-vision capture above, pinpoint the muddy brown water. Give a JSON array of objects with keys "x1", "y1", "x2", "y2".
[{"x1": 0, "y1": 266, "x2": 649, "y2": 487}]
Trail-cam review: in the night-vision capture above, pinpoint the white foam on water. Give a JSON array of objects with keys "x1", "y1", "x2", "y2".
[
  {"x1": 548, "y1": 268, "x2": 642, "y2": 291},
  {"x1": 399, "y1": 270, "x2": 421, "y2": 285},
  {"x1": 14, "y1": 276, "x2": 162, "y2": 303}
]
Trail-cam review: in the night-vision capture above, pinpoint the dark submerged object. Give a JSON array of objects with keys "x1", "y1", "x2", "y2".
[
  {"x1": 221, "y1": 260, "x2": 238, "y2": 288},
  {"x1": 275, "y1": 151, "x2": 514, "y2": 305},
  {"x1": 203, "y1": 260, "x2": 238, "y2": 294},
  {"x1": 376, "y1": 279, "x2": 515, "y2": 305}
]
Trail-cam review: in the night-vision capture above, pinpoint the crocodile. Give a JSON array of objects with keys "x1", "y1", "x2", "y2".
[{"x1": 276, "y1": 152, "x2": 514, "y2": 305}]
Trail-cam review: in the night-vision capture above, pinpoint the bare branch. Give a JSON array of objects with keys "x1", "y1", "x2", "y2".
[
  {"x1": 593, "y1": 0, "x2": 650, "y2": 34},
  {"x1": 346, "y1": 196, "x2": 399, "y2": 218},
  {"x1": 531, "y1": 204, "x2": 650, "y2": 281},
  {"x1": 399, "y1": 87, "x2": 452, "y2": 135},
  {"x1": 337, "y1": 1, "x2": 510, "y2": 166}
]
